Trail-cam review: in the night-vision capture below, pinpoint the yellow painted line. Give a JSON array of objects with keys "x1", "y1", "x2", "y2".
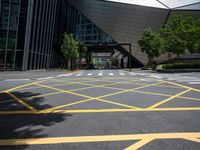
[
  {"x1": 99, "y1": 81, "x2": 164, "y2": 99},
  {"x1": 35, "y1": 83, "x2": 141, "y2": 110},
  {"x1": 148, "y1": 89, "x2": 192, "y2": 109},
  {"x1": 40, "y1": 81, "x2": 164, "y2": 111},
  {"x1": 184, "y1": 137, "x2": 200, "y2": 143},
  {"x1": 40, "y1": 107, "x2": 200, "y2": 113},
  {"x1": 0, "y1": 132, "x2": 199, "y2": 146},
  {"x1": 3, "y1": 79, "x2": 47, "y2": 93},
  {"x1": 125, "y1": 138, "x2": 153, "y2": 150},
  {"x1": 6, "y1": 92, "x2": 37, "y2": 112},
  {"x1": 95, "y1": 99, "x2": 140, "y2": 109},
  {"x1": 133, "y1": 90, "x2": 200, "y2": 101},
  {"x1": 35, "y1": 83, "x2": 92, "y2": 99},
  {"x1": 41, "y1": 98, "x2": 94, "y2": 112},
  {"x1": 162, "y1": 80, "x2": 200, "y2": 92},
  {"x1": 1, "y1": 107, "x2": 200, "y2": 115}
]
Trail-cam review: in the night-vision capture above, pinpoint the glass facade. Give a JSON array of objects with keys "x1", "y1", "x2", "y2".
[
  {"x1": 0, "y1": 0, "x2": 23, "y2": 71},
  {"x1": 0, "y1": 0, "x2": 61, "y2": 71},
  {"x1": 75, "y1": 14, "x2": 113, "y2": 44}
]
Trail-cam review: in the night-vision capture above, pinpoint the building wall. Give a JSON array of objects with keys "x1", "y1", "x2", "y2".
[
  {"x1": 0, "y1": 0, "x2": 28, "y2": 71},
  {"x1": 0, "y1": 0, "x2": 61, "y2": 71},
  {"x1": 68, "y1": 0, "x2": 169, "y2": 65}
]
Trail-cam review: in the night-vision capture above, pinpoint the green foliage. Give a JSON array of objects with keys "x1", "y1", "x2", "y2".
[
  {"x1": 160, "y1": 15, "x2": 186, "y2": 58},
  {"x1": 77, "y1": 41, "x2": 87, "y2": 59},
  {"x1": 61, "y1": 33, "x2": 79, "y2": 70},
  {"x1": 160, "y1": 15, "x2": 200, "y2": 59},
  {"x1": 138, "y1": 28, "x2": 163, "y2": 65},
  {"x1": 161, "y1": 63, "x2": 200, "y2": 69},
  {"x1": 61, "y1": 33, "x2": 79, "y2": 61}
]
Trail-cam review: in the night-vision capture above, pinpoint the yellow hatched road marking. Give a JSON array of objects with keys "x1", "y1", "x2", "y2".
[
  {"x1": 148, "y1": 89, "x2": 192, "y2": 109},
  {"x1": 1, "y1": 107, "x2": 200, "y2": 115},
  {"x1": 133, "y1": 90, "x2": 200, "y2": 101},
  {"x1": 0, "y1": 132, "x2": 199, "y2": 146},
  {"x1": 125, "y1": 138, "x2": 154, "y2": 150},
  {"x1": 6, "y1": 92, "x2": 37, "y2": 112},
  {"x1": 35, "y1": 83, "x2": 141, "y2": 110},
  {"x1": 39, "y1": 82, "x2": 164, "y2": 111},
  {"x1": 162, "y1": 80, "x2": 200, "y2": 92}
]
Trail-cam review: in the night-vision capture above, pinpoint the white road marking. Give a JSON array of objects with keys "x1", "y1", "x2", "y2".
[
  {"x1": 109, "y1": 73, "x2": 114, "y2": 76},
  {"x1": 188, "y1": 82, "x2": 200, "y2": 85},
  {"x1": 75, "y1": 73, "x2": 82, "y2": 77},
  {"x1": 98, "y1": 71, "x2": 103, "y2": 76},
  {"x1": 57, "y1": 74, "x2": 72, "y2": 77},
  {"x1": 87, "y1": 73, "x2": 92, "y2": 76},
  {"x1": 37, "y1": 77, "x2": 55, "y2": 80},
  {"x1": 119, "y1": 72, "x2": 125, "y2": 76},
  {"x1": 4, "y1": 79, "x2": 30, "y2": 82},
  {"x1": 149, "y1": 75, "x2": 162, "y2": 79},
  {"x1": 129, "y1": 72, "x2": 136, "y2": 76}
]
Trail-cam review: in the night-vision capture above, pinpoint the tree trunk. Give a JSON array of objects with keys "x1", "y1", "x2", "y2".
[
  {"x1": 148, "y1": 57, "x2": 152, "y2": 68},
  {"x1": 68, "y1": 59, "x2": 71, "y2": 70},
  {"x1": 168, "y1": 53, "x2": 171, "y2": 64}
]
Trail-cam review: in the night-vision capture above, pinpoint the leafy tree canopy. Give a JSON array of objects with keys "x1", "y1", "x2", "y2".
[{"x1": 138, "y1": 28, "x2": 163, "y2": 65}]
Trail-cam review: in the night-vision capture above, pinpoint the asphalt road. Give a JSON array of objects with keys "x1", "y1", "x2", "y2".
[{"x1": 0, "y1": 69, "x2": 200, "y2": 150}]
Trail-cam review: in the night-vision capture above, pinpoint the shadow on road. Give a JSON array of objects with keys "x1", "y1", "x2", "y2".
[{"x1": 0, "y1": 92, "x2": 71, "y2": 150}]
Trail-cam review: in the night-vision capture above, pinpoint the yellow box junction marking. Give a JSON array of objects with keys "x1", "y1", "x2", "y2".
[
  {"x1": 0, "y1": 76, "x2": 200, "y2": 114},
  {"x1": 148, "y1": 88, "x2": 192, "y2": 109},
  {"x1": 38, "y1": 81, "x2": 164, "y2": 112},
  {"x1": 0, "y1": 132, "x2": 199, "y2": 149}
]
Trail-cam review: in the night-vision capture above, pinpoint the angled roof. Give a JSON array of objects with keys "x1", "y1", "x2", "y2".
[
  {"x1": 105, "y1": 0, "x2": 167, "y2": 9},
  {"x1": 159, "y1": 0, "x2": 200, "y2": 9},
  {"x1": 105, "y1": 0, "x2": 200, "y2": 9}
]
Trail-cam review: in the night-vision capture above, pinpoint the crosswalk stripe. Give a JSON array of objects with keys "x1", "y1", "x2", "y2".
[
  {"x1": 98, "y1": 71, "x2": 103, "y2": 76},
  {"x1": 119, "y1": 72, "x2": 125, "y2": 76},
  {"x1": 57, "y1": 74, "x2": 72, "y2": 77},
  {"x1": 109, "y1": 73, "x2": 114, "y2": 76},
  {"x1": 75, "y1": 73, "x2": 82, "y2": 77},
  {"x1": 37, "y1": 77, "x2": 55, "y2": 80},
  {"x1": 188, "y1": 82, "x2": 200, "y2": 85},
  {"x1": 87, "y1": 73, "x2": 92, "y2": 76},
  {"x1": 5, "y1": 79, "x2": 30, "y2": 82}
]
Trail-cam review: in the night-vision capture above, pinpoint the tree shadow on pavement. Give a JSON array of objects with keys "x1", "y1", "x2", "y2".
[{"x1": 0, "y1": 91, "x2": 71, "y2": 150}]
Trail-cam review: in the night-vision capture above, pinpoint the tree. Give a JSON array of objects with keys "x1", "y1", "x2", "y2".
[
  {"x1": 138, "y1": 28, "x2": 163, "y2": 67},
  {"x1": 160, "y1": 15, "x2": 187, "y2": 61},
  {"x1": 77, "y1": 41, "x2": 88, "y2": 68},
  {"x1": 61, "y1": 33, "x2": 79, "y2": 70},
  {"x1": 86, "y1": 52, "x2": 93, "y2": 69},
  {"x1": 190, "y1": 19, "x2": 200, "y2": 53}
]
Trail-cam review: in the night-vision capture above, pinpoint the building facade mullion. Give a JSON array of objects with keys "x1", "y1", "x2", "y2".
[
  {"x1": 22, "y1": 0, "x2": 34, "y2": 71},
  {"x1": 41, "y1": 0, "x2": 49, "y2": 69},
  {"x1": 4, "y1": 0, "x2": 12, "y2": 71},
  {"x1": 49, "y1": 0, "x2": 58, "y2": 68},
  {"x1": 37, "y1": 0, "x2": 46, "y2": 69},
  {"x1": 33, "y1": 0, "x2": 42, "y2": 70},
  {"x1": 13, "y1": 0, "x2": 21, "y2": 70},
  {"x1": 46, "y1": 0, "x2": 55, "y2": 69}
]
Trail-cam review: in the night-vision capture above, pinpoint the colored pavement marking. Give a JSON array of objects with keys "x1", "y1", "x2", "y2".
[
  {"x1": 87, "y1": 73, "x2": 92, "y2": 76},
  {"x1": 125, "y1": 138, "x2": 153, "y2": 150},
  {"x1": 40, "y1": 81, "x2": 164, "y2": 111},
  {"x1": 98, "y1": 71, "x2": 103, "y2": 76},
  {"x1": 0, "y1": 132, "x2": 199, "y2": 148},
  {"x1": 35, "y1": 83, "x2": 141, "y2": 110},
  {"x1": 1, "y1": 107, "x2": 200, "y2": 114},
  {"x1": 148, "y1": 88, "x2": 192, "y2": 109}
]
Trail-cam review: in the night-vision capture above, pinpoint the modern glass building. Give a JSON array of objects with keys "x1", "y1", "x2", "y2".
[{"x1": 0, "y1": 0, "x2": 199, "y2": 71}]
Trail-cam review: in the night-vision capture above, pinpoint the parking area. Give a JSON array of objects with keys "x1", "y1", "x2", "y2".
[{"x1": 0, "y1": 70, "x2": 200, "y2": 149}]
